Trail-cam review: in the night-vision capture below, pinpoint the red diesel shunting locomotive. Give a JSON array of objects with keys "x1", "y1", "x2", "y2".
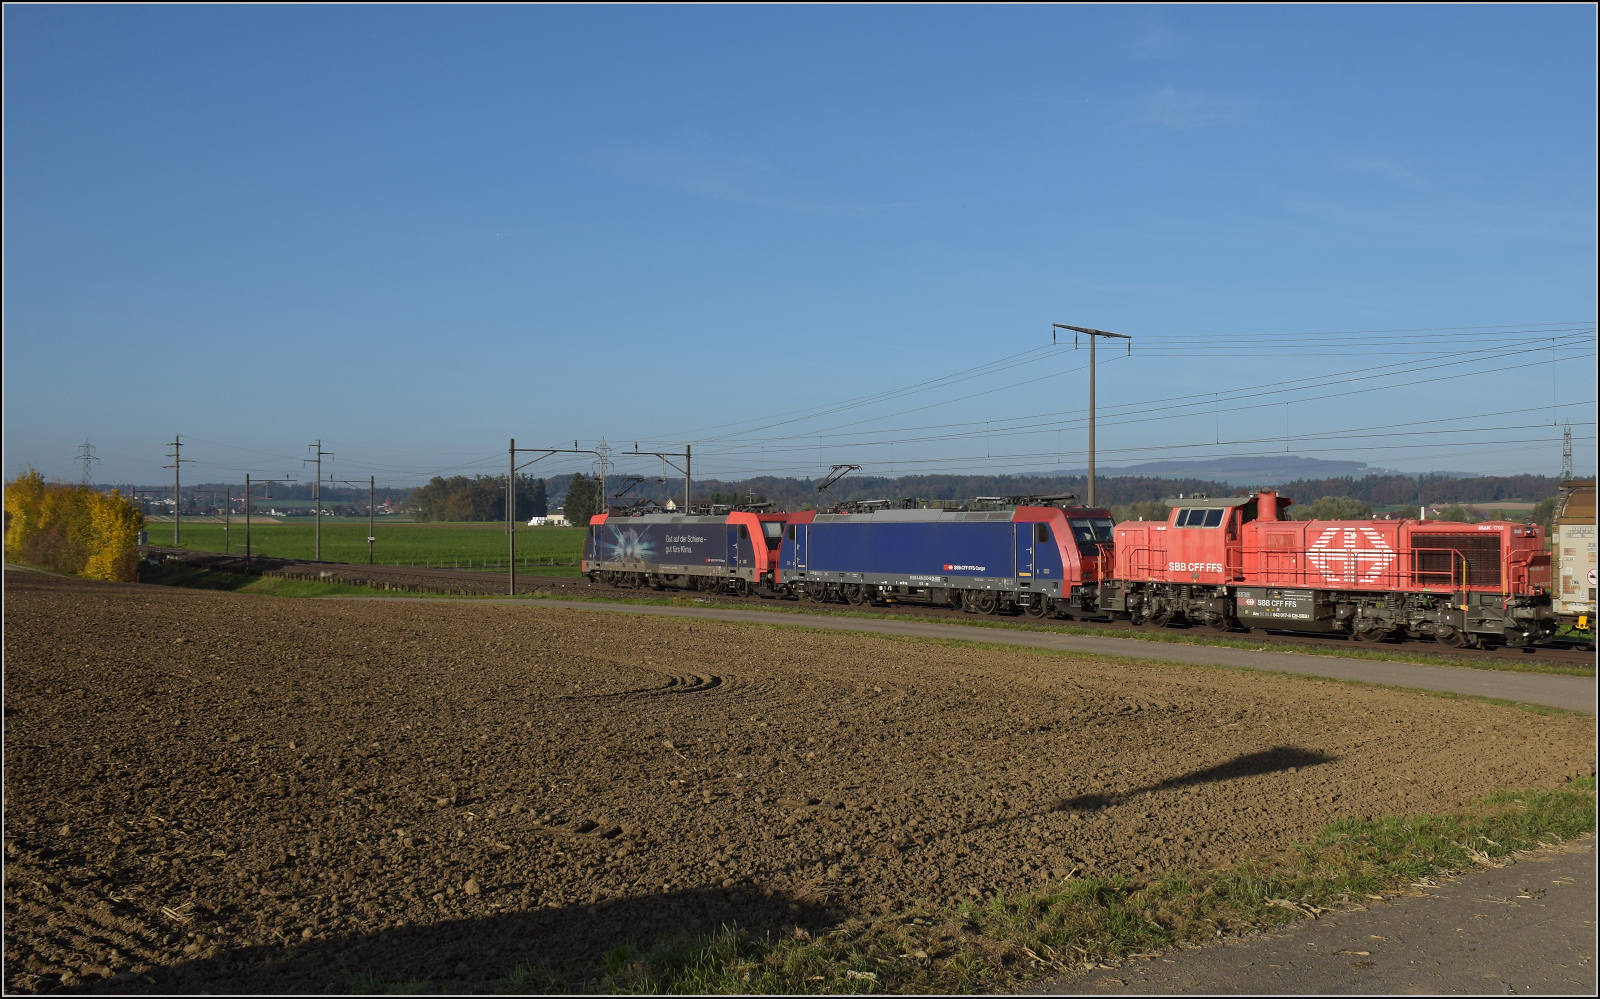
[{"x1": 1101, "y1": 490, "x2": 1554, "y2": 648}]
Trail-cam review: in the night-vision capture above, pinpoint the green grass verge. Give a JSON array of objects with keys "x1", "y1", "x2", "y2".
[
  {"x1": 342, "y1": 778, "x2": 1596, "y2": 994},
  {"x1": 144, "y1": 526, "x2": 1590, "y2": 676},
  {"x1": 132, "y1": 561, "x2": 1589, "y2": 677},
  {"x1": 152, "y1": 521, "x2": 586, "y2": 567},
  {"x1": 521, "y1": 591, "x2": 1595, "y2": 678}
]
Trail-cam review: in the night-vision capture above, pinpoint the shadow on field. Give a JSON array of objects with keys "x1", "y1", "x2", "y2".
[
  {"x1": 953, "y1": 747, "x2": 1336, "y2": 835},
  {"x1": 116, "y1": 884, "x2": 841, "y2": 993},
  {"x1": 140, "y1": 561, "x2": 259, "y2": 590},
  {"x1": 1039, "y1": 746, "x2": 1337, "y2": 818}
]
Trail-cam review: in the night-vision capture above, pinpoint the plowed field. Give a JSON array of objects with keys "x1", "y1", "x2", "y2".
[{"x1": 3, "y1": 573, "x2": 1591, "y2": 992}]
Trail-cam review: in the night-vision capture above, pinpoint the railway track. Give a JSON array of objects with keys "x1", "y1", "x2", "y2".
[{"x1": 142, "y1": 545, "x2": 1596, "y2": 669}]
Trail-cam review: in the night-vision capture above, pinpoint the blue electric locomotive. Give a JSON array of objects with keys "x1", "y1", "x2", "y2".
[{"x1": 777, "y1": 502, "x2": 1113, "y2": 617}]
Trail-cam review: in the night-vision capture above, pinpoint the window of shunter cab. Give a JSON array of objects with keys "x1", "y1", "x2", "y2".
[{"x1": 1175, "y1": 508, "x2": 1225, "y2": 527}]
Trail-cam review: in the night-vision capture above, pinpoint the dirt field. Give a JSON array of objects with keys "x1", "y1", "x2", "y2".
[{"x1": 3, "y1": 573, "x2": 1592, "y2": 992}]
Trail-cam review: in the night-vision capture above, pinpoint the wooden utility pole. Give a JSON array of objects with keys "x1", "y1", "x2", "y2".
[
  {"x1": 1053, "y1": 325, "x2": 1131, "y2": 509},
  {"x1": 164, "y1": 436, "x2": 191, "y2": 545},
  {"x1": 305, "y1": 440, "x2": 333, "y2": 561}
]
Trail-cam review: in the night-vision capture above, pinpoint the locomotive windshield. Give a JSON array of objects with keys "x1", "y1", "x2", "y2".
[
  {"x1": 762, "y1": 521, "x2": 785, "y2": 548},
  {"x1": 1066, "y1": 518, "x2": 1114, "y2": 553}
]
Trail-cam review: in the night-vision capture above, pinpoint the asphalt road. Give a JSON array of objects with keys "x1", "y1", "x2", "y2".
[
  {"x1": 445, "y1": 598, "x2": 1597, "y2": 712},
  {"x1": 1029, "y1": 835, "x2": 1597, "y2": 996}
]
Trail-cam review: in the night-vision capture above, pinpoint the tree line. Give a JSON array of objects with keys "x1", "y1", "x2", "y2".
[
  {"x1": 408, "y1": 474, "x2": 548, "y2": 523},
  {"x1": 4, "y1": 470, "x2": 144, "y2": 581},
  {"x1": 1272, "y1": 473, "x2": 1561, "y2": 506}
]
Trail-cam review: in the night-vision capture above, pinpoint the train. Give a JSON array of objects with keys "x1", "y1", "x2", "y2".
[{"x1": 581, "y1": 489, "x2": 1561, "y2": 648}]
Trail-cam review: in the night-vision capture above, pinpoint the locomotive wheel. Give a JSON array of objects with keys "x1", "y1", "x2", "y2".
[
  {"x1": 1023, "y1": 598, "x2": 1049, "y2": 619},
  {"x1": 1203, "y1": 615, "x2": 1232, "y2": 633},
  {"x1": 1435, "y1": 627, "x2": 1468, "y2": 649},
  {"x1": 804, "y1": 586, "x2": 823, "y2": 603},
  {"x1": 1139, "y1": 610, "x2": 1174, "y2": 629},
  {"x1": 1353, "y1": 623, "x2": 1389, "y2": 643},
  {"x1": 964, "y1": 590, "x2": 998, "y2": 615},
  {"x1": 844, "y1": 584, "x2": 868, "y2": 606},
  {"x1": 733, "y1": 578, "x2": 751, "y2": 597}
]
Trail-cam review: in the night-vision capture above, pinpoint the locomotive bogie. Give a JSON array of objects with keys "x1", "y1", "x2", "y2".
[{"x1": 1108, "y1": 579, "x2": 1554, "y2": 648}]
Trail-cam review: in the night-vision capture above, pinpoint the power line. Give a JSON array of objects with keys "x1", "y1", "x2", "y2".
[
  {"x1": 645, "y1": 321, "x2": 1593, "y2": 446},
  {"x1": 648, "y1": 331, "x2": 1591, "y2": 464},
  {"x1": 689, "y1": 339, "x2": 1595, "y2": 459}
]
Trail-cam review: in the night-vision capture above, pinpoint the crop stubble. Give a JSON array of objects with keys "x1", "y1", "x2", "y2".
[{"x1": 3, "y1": 573, "x2": 1591, "y2": 992}]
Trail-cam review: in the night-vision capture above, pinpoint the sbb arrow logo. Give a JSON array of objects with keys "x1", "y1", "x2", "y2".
[{"x1": 1307, "y1": 526, "x2": 1395, "y2": 585}]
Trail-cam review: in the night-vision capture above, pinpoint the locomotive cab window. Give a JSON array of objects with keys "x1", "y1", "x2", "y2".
[
  {"x1": 762, "y1": 521, "x2": 784, "y2": 547},
  {"x1": 1066, "y1": 519, "x2": 1113, "y2": 554},
  {"x1": 1176, "y1": 509, "x2": 1224, "y2": 527},
  {"x1": 1034, "y1": 523, "x2": 1050, "y2": 544},
  {"x1": 738, "y1": 525, "x2": 749, "y2": 540},
  {"x1": 786, "y1": 525, "x2": 796, "y2": 540}
]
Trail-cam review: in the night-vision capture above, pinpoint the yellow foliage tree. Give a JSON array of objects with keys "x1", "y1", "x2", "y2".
[{"x1": 4, "y1": 469, "x2": 144, "y2": 581}]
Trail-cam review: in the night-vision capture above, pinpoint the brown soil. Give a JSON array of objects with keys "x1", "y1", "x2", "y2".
[{"x1": 3, "y1": 573, "x2": 1591, "y2": 993}]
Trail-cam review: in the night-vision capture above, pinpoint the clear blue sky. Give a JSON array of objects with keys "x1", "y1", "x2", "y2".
[{"x1": 4, "y1": 5, "x2": 1594, "y2": 489}]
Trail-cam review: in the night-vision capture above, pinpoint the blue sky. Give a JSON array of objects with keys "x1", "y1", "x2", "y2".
[{"x1": 4, "y1": 5, "x2": 1594, "y2": 489}]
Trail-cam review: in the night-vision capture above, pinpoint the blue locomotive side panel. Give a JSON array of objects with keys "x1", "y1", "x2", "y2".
[
  {"x1": 805, "y1": 521, "x2": 1016, "y2": 579},
  {"x1": 588, "y1": 519, "x2": 729, "y2": 568}
]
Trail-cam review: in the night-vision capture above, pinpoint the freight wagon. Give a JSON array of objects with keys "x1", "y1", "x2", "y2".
[
  {"x1": 1103, "y1": 490, "x2": 1555, "y2": 648},
  {"x1": 1551, "y1": 479, "x2": 1596, "y2": 632}
]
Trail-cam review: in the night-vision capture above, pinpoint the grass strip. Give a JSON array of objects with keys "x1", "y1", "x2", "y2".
[
  {"x1": 129, "y1": 560, "x2": 1591, "y2": 677},
  {"x1": 125, "y1": 552, "x2": 1592, "y2": 677},
  {"x1": 345, "y1": 777, "x2": 1595, "y2": 994},
  {"x1": 521, "y1": 592, "x2": 1593, "y2": 678},
  {"x1": 740, "y1": 624, "x2": 1584, "y2": 716}
]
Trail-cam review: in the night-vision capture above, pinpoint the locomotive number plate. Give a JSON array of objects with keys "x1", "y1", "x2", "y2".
[{"x1": 1236, "y1": 588, "x2": 1316, "y2": 621}]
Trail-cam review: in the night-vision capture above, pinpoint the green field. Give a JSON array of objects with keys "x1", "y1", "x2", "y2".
[{"x1": 153, "y1": 521, "x2": 586, "y2": 574}]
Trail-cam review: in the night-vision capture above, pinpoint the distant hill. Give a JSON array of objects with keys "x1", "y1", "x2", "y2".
[
  {"x1": 1030, "y1": 456, "x2": 1388, "y2": 486},
  {"x1": 547, "y1": 467, "x2": 1562, "y2": 512}
]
